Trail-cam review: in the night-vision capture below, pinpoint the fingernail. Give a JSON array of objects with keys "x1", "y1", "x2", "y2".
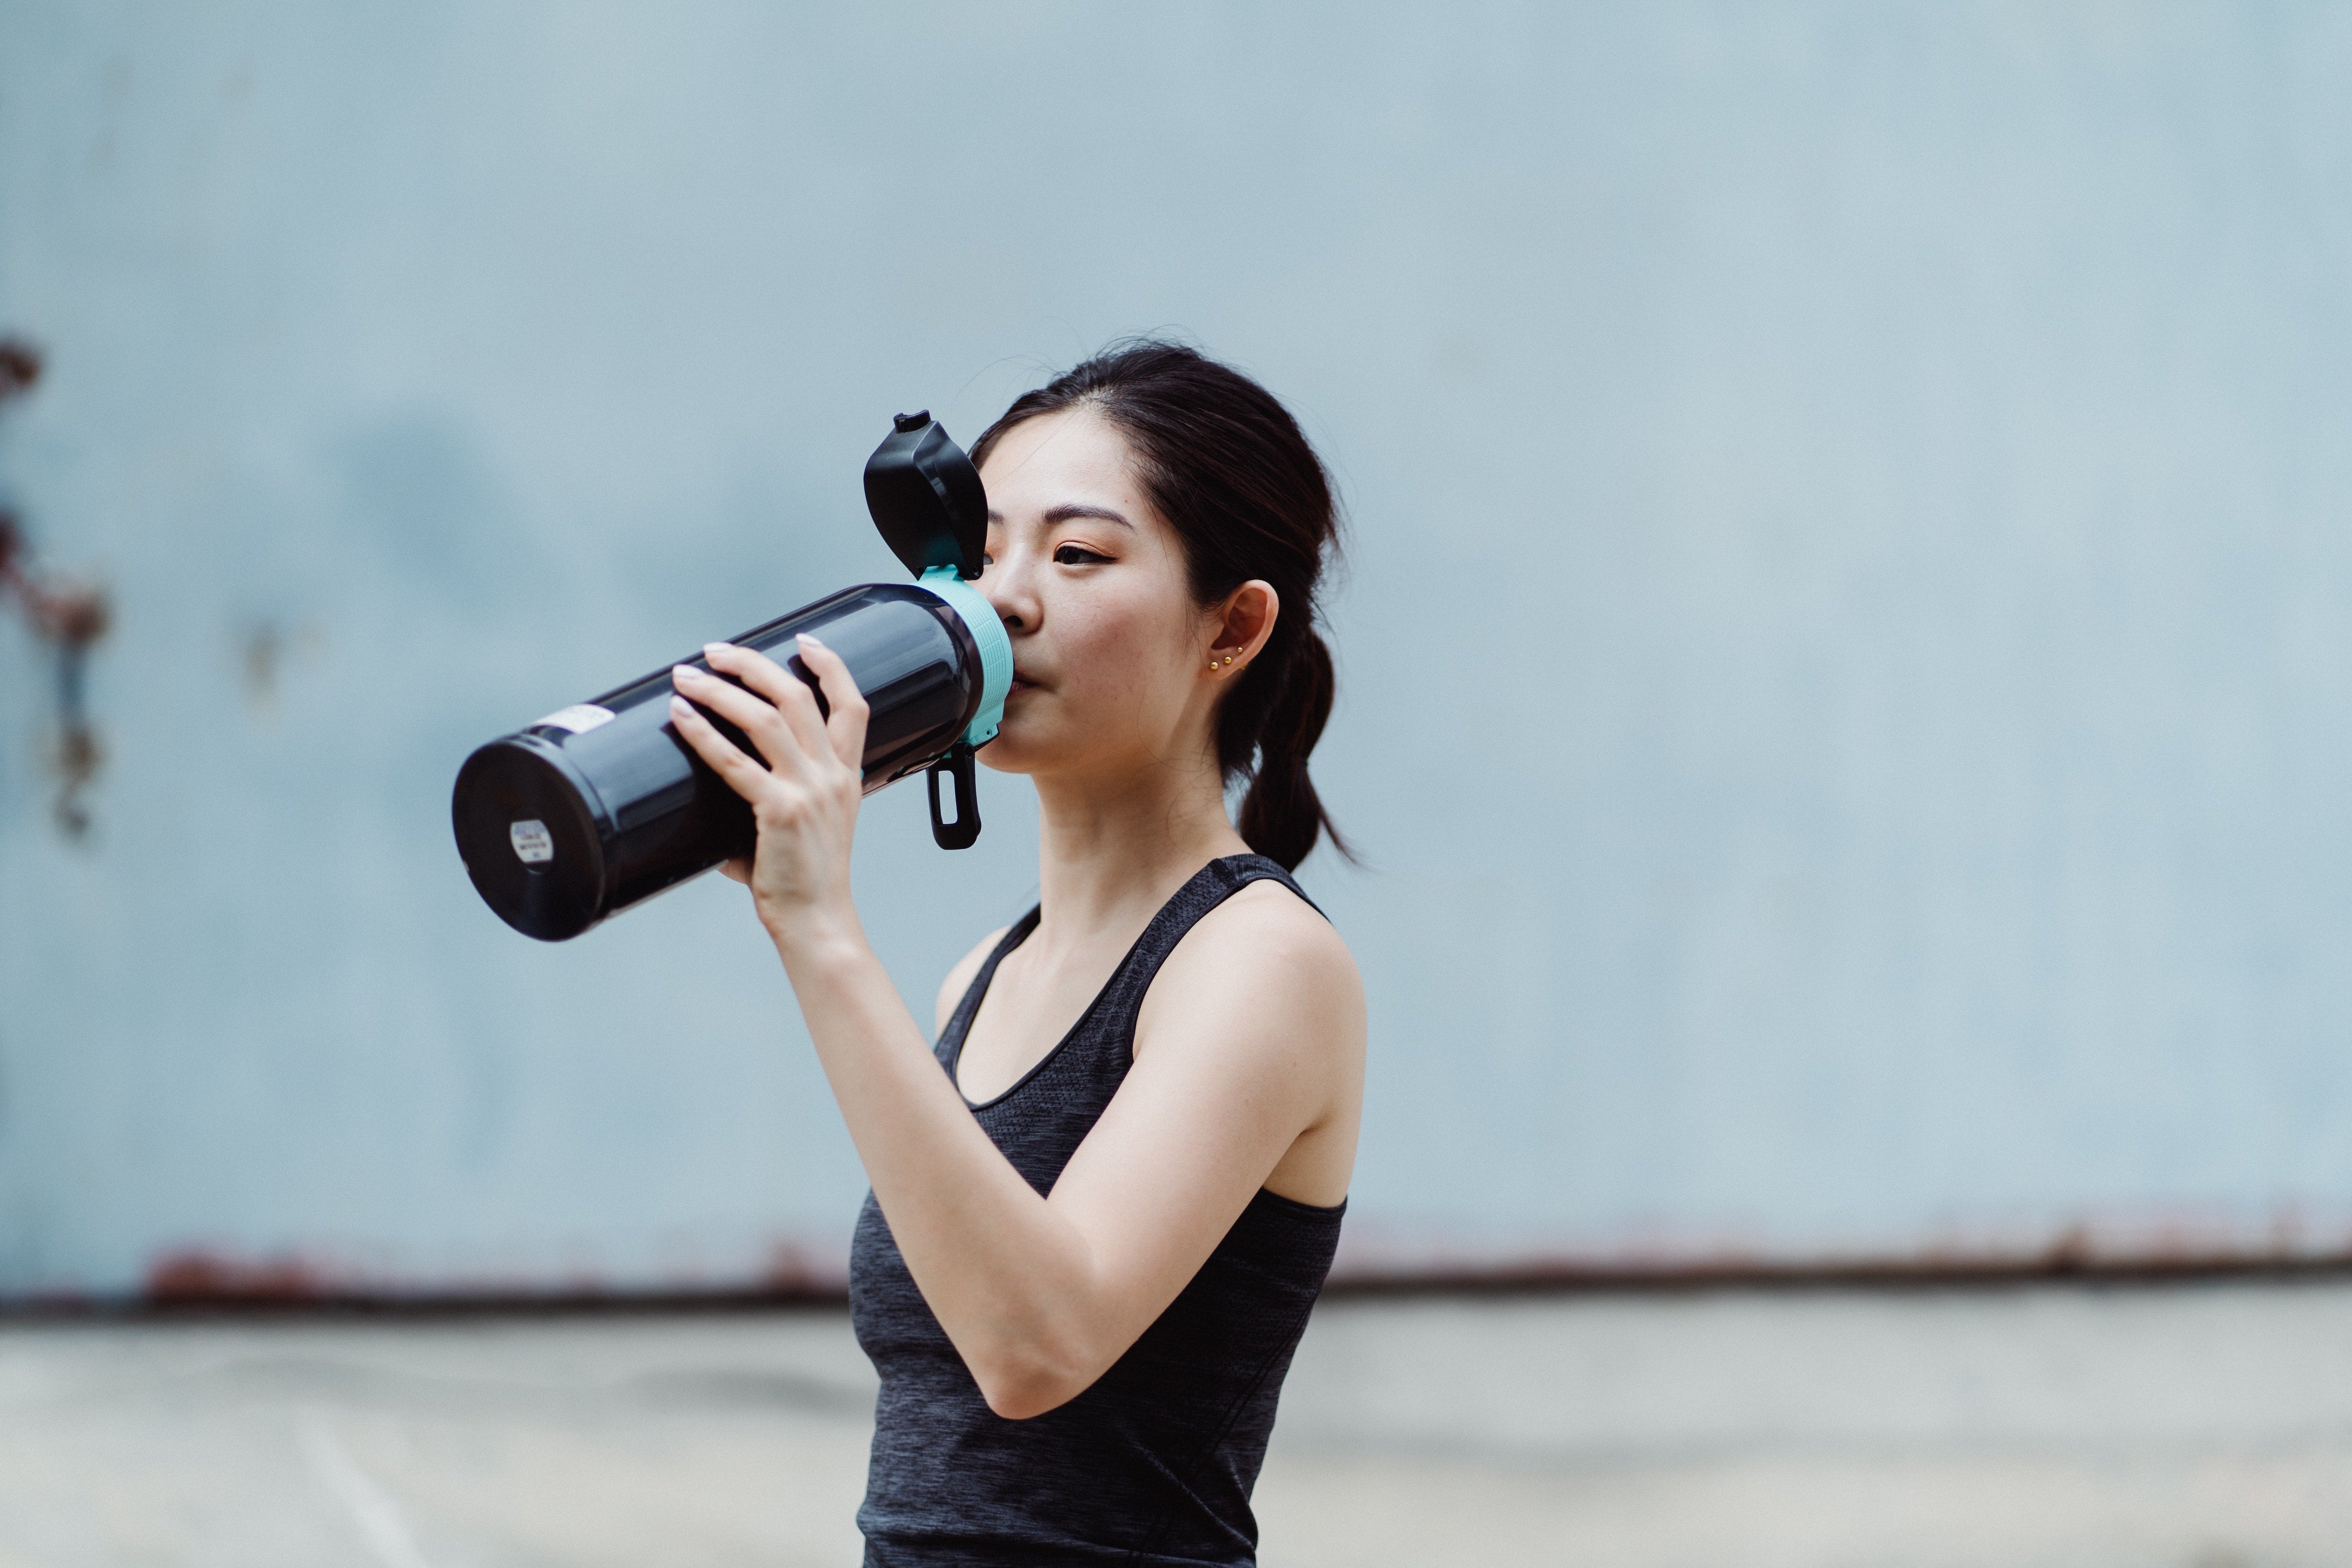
[
  {"x1": 703, "y1": 643, "x2": 731, "y2": 656},
  {"x1": 668, "y1": 694, "x2": 691, "y2": 715},
  {"x1": 796, "y1": 632, "x2": 826, "y2": 649}
]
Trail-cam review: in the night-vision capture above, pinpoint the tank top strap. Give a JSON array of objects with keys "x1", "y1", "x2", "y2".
[
  {"x1": 934, "y1": 907, "x2": 1038, "y2": 1066},
  {"x1": 933, "y1": 854, "x2": 1319, "y2": 1071},
  {"x1": 1087, "y1": 852, "x2": 1323, "y2": 1045}
]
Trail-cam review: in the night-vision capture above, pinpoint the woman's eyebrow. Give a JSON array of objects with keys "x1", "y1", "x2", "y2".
[
  {"x1": 1047, "y1": 504, "x2": 1132, "y2": 529},
  {"x1": 985, "y1": 504, "x2": 1133, "y2": 530}
]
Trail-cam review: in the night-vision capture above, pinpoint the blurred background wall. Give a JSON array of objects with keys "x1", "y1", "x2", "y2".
[{"x1": 1, "y1": 1, "x2": 2347, "y2": 1301}]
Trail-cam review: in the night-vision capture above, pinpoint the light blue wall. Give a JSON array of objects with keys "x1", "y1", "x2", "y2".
[{"x1": 3, "y1": 2, "x2": 2349, "y2": 1296}]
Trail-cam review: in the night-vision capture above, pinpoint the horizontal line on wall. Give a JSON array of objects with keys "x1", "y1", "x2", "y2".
[{"x1": 8, "y1": 1210, "x2": 2352, "y2": 1316}]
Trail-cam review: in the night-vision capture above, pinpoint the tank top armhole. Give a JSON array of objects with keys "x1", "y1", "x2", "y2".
[{"x1": 1254, "y1": 1186, "x2": 1348, "y2": 1218}]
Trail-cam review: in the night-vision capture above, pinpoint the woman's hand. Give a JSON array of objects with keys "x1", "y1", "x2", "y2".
[{"x1": 666, "y1": 634, "x2": 870, "y2": 948}]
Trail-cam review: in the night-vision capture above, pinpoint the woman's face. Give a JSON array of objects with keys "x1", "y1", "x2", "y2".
[{"x1": 973, "y1": 407, "x2": 1221, "y2": 781}]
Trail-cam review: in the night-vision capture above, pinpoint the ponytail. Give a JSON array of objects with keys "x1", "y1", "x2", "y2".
[
  {"x1": 1229, "y1": 628, "x2": 1346, "y2": 871},
  {"x1": 973, "y1": 339, "x2": 1354, "y2": 869}
]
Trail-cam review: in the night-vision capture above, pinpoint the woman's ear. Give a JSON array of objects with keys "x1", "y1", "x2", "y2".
[{"x1": 1204, "y1": 581, "x2": 1280, "y2": 675}]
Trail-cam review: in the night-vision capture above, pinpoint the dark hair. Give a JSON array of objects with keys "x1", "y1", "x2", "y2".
[{"x1": 971, "y1": 340, "x2": 1350, "y2": 870}]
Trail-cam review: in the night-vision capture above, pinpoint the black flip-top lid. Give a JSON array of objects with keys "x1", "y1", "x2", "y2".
[{"x1": 864, "y1": 411, "x2": 988, "y2": 581}]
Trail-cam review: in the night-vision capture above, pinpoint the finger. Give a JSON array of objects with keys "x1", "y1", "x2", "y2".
[
  {"x1": 793, "y1": 633, "x2": 870, "y2": 768},
  {"x1": 670, "y1": 662, "x2": 804, "y2": 772},
  {"x1": 719, "y1": 855, "x2": 752, "y2": 884},
  {"x1": 701, "y1": 642, "x2": 831, "y2": 764},
  {"x1": 665, "y1": 693, "x2": 776, "y2": 804}
]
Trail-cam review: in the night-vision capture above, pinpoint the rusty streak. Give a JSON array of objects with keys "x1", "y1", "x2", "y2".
[{"x1": 0, "y1": 334, "x2": 110, "y2": 835}]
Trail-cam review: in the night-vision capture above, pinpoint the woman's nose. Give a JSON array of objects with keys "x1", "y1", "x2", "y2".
[{"x1": 984, "y1": 555, "x2": 1036, "y2": 633}]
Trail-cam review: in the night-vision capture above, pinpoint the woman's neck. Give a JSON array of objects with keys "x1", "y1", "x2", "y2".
[{"x1": 1028, "y1": 748, "x2": 1249, "y2": 945}]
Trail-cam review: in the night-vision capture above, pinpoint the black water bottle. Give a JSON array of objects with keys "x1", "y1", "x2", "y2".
[{"x1": 451, "y1": 413, "x2": 1011, "y2": 941}]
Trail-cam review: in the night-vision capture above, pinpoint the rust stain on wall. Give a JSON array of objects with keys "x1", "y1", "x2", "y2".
[
  {"x1": 145, "y1": 1249, "x2": 329, "y2": 1305},
  {"x1": 1324, "y1": 1206, "x2": 2352, "y2": 1294},
  {"x1": 0, "y1": 335, "x2": 110, "y2": 836},
  {"x1": 759, "y1": 1241, "x2": 842, "y2": 1297}
]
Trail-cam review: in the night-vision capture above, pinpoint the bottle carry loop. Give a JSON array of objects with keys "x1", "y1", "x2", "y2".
[{"x1": 927, "y1": 742, "x2": 982, "y2": 850}]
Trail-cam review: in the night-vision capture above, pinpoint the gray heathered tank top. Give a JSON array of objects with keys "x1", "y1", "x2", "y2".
[{"x1": 848, "y1": 853, "x2": 1346, "y2": 1567}]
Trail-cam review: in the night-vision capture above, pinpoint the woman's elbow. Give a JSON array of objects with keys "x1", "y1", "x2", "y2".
[
  {"x1": 972, "y1": 1343, "x2": 1094, "y2": 1421},
  {"x1": 979, "y1": 1377, "x2": 1068, "y2": 1422}
]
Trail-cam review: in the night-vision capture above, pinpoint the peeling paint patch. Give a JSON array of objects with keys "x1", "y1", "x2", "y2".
[{"x1": 237, "y1": 619, "x2": 326, "y2": 712}]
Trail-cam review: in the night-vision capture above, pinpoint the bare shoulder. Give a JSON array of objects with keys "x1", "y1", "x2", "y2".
[
  {"x1": 1148, "y1": 877, "x2": 1364, "y2": 1047},
  {"x1": 934, "y1": 924, "x2": 1010, "y2": 1038}
]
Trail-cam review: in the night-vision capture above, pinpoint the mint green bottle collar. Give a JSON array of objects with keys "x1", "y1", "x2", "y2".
[{"x1": 918, "y1": 565, "x2": 1012, "y2": 747}]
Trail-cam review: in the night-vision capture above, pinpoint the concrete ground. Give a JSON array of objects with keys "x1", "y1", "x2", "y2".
[{"x1": 3, "y1": 1280, "x2": 2350, "y2": 1567}]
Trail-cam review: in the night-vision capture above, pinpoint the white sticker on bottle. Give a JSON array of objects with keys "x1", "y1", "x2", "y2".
[
  {"x1": 534, "y1": 703, "x2": 615, "y2": 735},
  {"x1": 510, "y1": 819, "x2": 555, "y2": 864}
]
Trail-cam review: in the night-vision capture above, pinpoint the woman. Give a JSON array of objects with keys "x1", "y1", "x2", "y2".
[{"x1": 666, "y1": 340, "x2": 1365, "y2": 1566}]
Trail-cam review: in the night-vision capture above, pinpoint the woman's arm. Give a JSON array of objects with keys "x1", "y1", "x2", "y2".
[{"x1": 667, "y1": 638, "x2": 1362, "y2": 1419}]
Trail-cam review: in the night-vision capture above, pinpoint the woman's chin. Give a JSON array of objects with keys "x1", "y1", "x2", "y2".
[
  {"x1": 977, "y1": 692, "x2": 1064, "y2": 772},
  {"x1": 977, "y1": 732, "x2": 1046, "y2": 775}
]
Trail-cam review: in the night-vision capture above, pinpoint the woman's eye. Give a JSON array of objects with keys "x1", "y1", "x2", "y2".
[{"x1": 1053, "y1": 544, "x2": 1108, "y2": 566}]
